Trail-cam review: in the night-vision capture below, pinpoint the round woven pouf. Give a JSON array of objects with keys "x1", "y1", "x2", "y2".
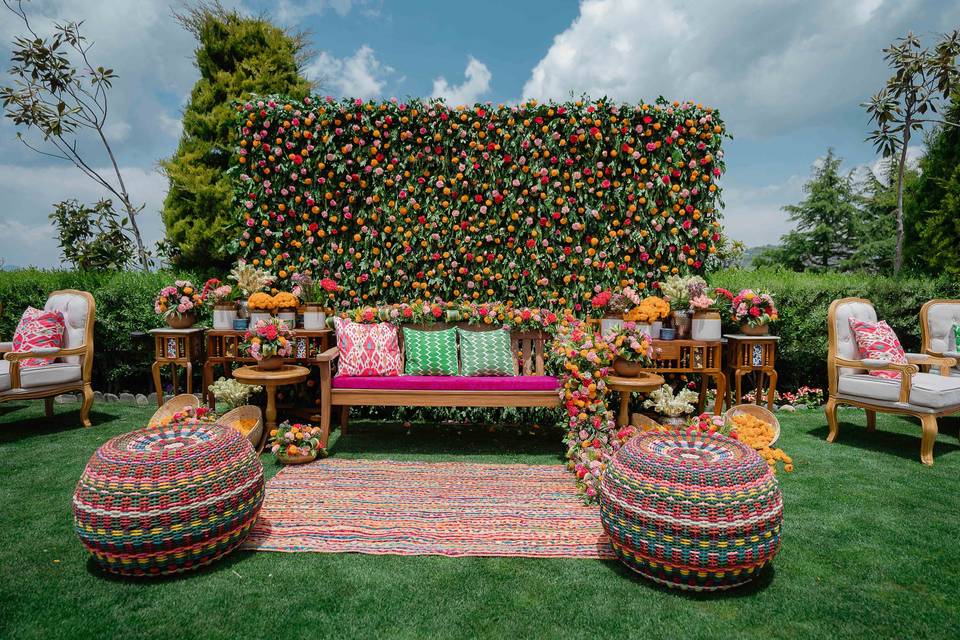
[
  {"x1": 599, "y1": 431, "x2": 783, "y2": 591},
  {"x1": 73, "y1": 419, "x2": 264, "y2": 577}
]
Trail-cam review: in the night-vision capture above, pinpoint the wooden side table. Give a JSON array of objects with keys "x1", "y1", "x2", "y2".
[
  {"x1": 148, "y1": 328, "x2": 205, "y2": 407},
  {"x1": 648, "y1": 338, "x2": 727, "y2": 415},
  {"x1": 232, "y1": 364, "x2": 310, "y2": 452},
  {"x1": 203, "y1": 328, "x2": 332, "y2": 409},
  {"x1": 608, "y1": 372, "x2": 667, "y2": 426},
  {"x1": 724, "y1": 334, "x2": 780, "y2": 409}
]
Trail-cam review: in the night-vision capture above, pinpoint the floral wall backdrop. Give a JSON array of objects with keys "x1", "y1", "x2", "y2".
[{"x1": 233, "y1": 96, "x2": 727, "y2": 309}]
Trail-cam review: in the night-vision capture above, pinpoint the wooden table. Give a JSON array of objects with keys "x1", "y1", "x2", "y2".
[
  {"x1": 203, "y1": 329, "x2": 331, "y2": 409},
  {"x1": 232, "y1": 364, "x2": 310, "y2": 452},
  {"x1": 724, "y1": 334, "x2": 780, "y2": 409},
  {"x1": 649, "y1": 338, "x2": 727, "y2": 415},
  {"x1": 148, "y1": 327, "x2": 205, "y2": 407},
  {"x1": 607, "y1": 372, "x2": 666, "y2": 426}
]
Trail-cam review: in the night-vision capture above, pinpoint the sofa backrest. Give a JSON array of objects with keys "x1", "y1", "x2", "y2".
[
  {"x1": 44, "y1": 290, "x2": 95, "y2": 373},
  {"x1": 827, "y1": 297, "x2": 876, "y2": 389},
  {"x1": 920, "y1": 300, "x2": 960, "y2": 355}
]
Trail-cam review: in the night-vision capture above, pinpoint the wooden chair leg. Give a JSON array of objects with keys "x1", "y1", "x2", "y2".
[
  {"x1": 825, "y1": 397, "x2": 839, "y2": 442},
  {"x1": 919, "y1": 414, "x2": 938, "y2": 466},
  {"x1": 80, "y1": 383, "x2": 94, "y2": 428},
  {"x1": 865, "y1": 409, "x2": 876, "y2": 432},
  {"x1": 151, "y1": 361, "x2": 163, "y2": 407},
  {"x1": 712, "y1": 373, "x2": 727, "y2": 416},
  {"x1": 44, "y1": 396, "x2": 54, "y2": 418},
  {"x1": 766, "y1": 370, "x2": 778, "y2": 410},
  {"x1": 340, "y1": 405, "x2": 350, "y2": 434}
]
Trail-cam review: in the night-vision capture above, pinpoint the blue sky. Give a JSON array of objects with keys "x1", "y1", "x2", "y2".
[{"x1": 1, "y1": 0, "x2": 958, "y2": 267}]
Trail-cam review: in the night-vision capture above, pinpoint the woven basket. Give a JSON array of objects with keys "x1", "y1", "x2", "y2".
[
  {"x1": 725, "y1": 404, "x2": 780, "y2": 447},
  {"x1": 219, "y1": 405, "x2": 263, "y2": 447},
  {"x1": 73, "y1": 420, "x2": 264, "y2": 577},
  {"x1": 600, "y1": 432, "x2": 783, "y2": 591},
  {"x1": 276, "y1": 450, "x2": 318, "y2": 465},
  {"x1": 148, "y1": 394, "x2": 200, "y2": 427},
  {"x1": 630, "y1": 413, "x2": 663, "y2": 432}
]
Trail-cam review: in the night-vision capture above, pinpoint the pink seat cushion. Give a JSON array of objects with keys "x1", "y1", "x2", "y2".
[{"x1": 333, "y1": 375, "x2": 559, "y2": 392}]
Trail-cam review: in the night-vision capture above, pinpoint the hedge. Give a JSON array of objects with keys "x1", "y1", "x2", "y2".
[
  {"x1": 712, "y1": 268, "x2": 960, "y2": 390},
  {"x1": 2, "y1": 266, "x2": 956, "y2": 395},
  {"x1": 233, "y1": 96, "x2": 728, "y2": 308},
  {"x1": 0, "y1": 269, "x2": 198, "y2": 393}
]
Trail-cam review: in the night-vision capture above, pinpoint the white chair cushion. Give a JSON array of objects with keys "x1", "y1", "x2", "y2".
[
  {"x1": 838, "y1": 372, "x2": 960, "y2": 409},
  {"x1": 0, "y1": 361, "x2": 82, "y2": 392},
  {"x1": 833, "y1": 300, "x2": 877, "y2": 376},
  {"x1": 924, "y1": 303, "x2": 960, "y2": 354},
  {"x1": 44, "y1": 293, "x2": 90, "y2": 365}
]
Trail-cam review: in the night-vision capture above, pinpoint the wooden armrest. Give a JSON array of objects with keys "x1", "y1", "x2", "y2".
[
  {"x1": 315, "y1": 347, "x2": 339, "y2": 363},
  {"x1": 835, "y1": 357, "x2": 918, "y2": 403},
  {"x1": 906, "y1": 352, "x2": 957, "y2": 375},
  {"x1": 3, "y1": 346, "x2": 88, "y2": 361}
]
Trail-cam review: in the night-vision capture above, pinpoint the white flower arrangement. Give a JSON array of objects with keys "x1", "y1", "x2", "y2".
[
  {"x1": 209, "y1": 377, "x2": 262, "y2": 412},
  {"x1": 643, "y1": 384, "x2": 700, "y2": 418}
]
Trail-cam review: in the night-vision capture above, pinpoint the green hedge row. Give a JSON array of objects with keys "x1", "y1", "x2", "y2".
[
  {"x1": 0, "y1": 269, "x2": 198, "y2": 393},
  {"x1": 711, "y1": 268, "x2": 960, "y2": 390},
  {"x1": 2, "y1": 267, "x2": 956, "y2": 395}
]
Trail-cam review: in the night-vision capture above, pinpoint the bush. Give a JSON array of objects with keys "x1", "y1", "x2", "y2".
[
  {"x1": 711, "y1": 268, "x2": 960, "y2": 390},
  {"x1": 0, "y1": 269, "x2": 198, "y2": 393}
]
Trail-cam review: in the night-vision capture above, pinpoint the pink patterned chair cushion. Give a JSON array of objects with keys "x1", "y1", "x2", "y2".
[
  {"x1": 333, "y1": 317, "x2": 402, "y2": 377},
  {"x1": 333, "y1": 375, "x2": 559, "y2": 392},
  {"x1": 12, "y1": 307, "x2": 65, "y2": 369},
  {"x1": 849, "y1": 317, "x2": 908, "y2": 379}
]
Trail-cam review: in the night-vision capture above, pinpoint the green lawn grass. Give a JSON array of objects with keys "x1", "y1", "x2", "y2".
[{"x1": 1, "y1": 400, "x2": 959, "y2": 640}]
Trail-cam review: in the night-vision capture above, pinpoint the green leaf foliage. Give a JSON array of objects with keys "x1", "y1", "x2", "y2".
[{"x1": 160, "y1": 2, "x2": 311, "y2": 271}]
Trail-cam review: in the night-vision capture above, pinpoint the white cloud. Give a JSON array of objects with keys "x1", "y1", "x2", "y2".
[
  {"x1": 721, "y1": 175, "x2": 807, "y2": 247},
  {"x1": 103, "y1": 120, "x2": 132, "y2": 143},
  {"x1": 431, "y1": 57, "x2": 492, "y2": 107},
  {"x1": 521, "y1": 0, "x2": 960, "y2": 139},
  {"x1": 305, "y1": 45, "x2": 393, "y2": 99},
  {"x1": 0, "y1": 163, "x2": 168, "y2": 268}
]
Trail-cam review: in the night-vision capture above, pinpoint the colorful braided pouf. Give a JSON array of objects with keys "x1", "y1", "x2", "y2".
[
  {"x1": 599, "y1": 431, "x2": 783, "y2": 591},
  {"x1": 73, "y1": 419, "x2": 265, "y2": 577}
]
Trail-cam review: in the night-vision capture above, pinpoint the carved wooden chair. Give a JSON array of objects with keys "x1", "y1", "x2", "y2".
[
  {"x1": 920, "y1": 299, "x2": 960, "y2": 377},
  {"x1": 825, "y1": 297, "x2": 959, "y2": 465},
  {"x1": 0, "y1": 290, "x2": 96, "y2": 426}
]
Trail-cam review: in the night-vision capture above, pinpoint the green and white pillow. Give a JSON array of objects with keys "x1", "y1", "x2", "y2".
[
  {"x1": 403, "y1": 327, "x2": 459, "y2": 376},
  {"x1": 953, "y1": 323, "x2": 960, "y2": 351},
  {"x1": 458, "y1": 328, "x2": 515, "y2": 376}
]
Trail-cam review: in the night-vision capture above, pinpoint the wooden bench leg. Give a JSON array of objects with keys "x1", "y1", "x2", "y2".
[
  {"x1": 920, "y1": 414, "x2": 937, "y2": 466},
  {"x1": 340, "y1": 405, "x2": 350, "y2": 435},
  {"x1": 865, "y1": 409, "x2": 876, "y2": 432},
  {"x1": 44, "y1": 396, "x2": 54, "y2": 418},
  {"x1": 825, "y1": 397, "x2": 839, "y2": 442},
  {"x1": 80, "y1": 383, "x2": 93, "y2": 428}
]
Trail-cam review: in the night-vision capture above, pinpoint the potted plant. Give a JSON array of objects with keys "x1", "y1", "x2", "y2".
[
  {"x1": 202, "y1": 278, "x2": 237, "y2": 330},
  {"x1": 269, "y1": 420, "x2": 326, "y2": 464},
  {"x1": 241, "y1": 317, "x2": 293, "y2": 370},
  {"x1": 643, "y1": 383, "x2": 700, "y2": 427},
  {"x1": 228, "y1": 259, "x2": 274, "y2": 327},
  {"x1": 291, "y1": 273, "x2": 339, "y2": 330},
  {"x1": 246, "y1": 292, "x2": 275, "y2": 327},
  {"x1": 154, "y1": 280, "x2": 203, "y2": 329},
  {"x1": 273, "y1": 292, "x2": 300, "y2": 328},
  {"x1": 624, "y1": 295, "x2": 671, "y2": 338},
  {"x1": 660, "y1": 275, "x2": 706, "y2": 339},
  {"x1": 719, "y1": 288, "x2": 778, "y2": 335},
  {"x1": 688, "y1": 281, "x2": 722, "y2": 341},
  {"x1": 605, "y1": 321, "x2": 655, "y2": 377}
]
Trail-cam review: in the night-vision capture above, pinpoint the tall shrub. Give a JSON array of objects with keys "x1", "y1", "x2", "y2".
[{"x1": 161, "y1": 3, "x2": 311, "y2": 271}]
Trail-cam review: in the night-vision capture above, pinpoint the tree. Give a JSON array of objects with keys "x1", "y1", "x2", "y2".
[
  {"x1": 0, "y1": 0, "x2": 151, "y2": 270},
  {"x1": 863, "y1": 30, "x2": 960, "y2": 274},
  {"x1": 160, "y1": 1, "x2": 312, "y2": 271},
  {"x1": 910, "y1": 91, "x2": 960, "y2": 275},
  {"x1": 754, "y1": 150, "x2": 861, "y2": 272},
  {"x1": 845, "y1": 164, "x2": 915, "y2": 274},
  {"x1": 49, "y1": 199, "x2": 136, "y2": 270}
]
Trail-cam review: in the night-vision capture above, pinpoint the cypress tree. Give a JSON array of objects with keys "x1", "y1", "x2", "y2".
[{"x1": 161, "y1": 1, "x2": 312, "y2": 271}]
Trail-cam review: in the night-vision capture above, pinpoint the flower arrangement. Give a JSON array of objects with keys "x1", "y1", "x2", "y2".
[
  {"x1": 247, "y1": 291, "x2": 301, "y2": 311},
  {"x1": 149, "y1": 405, "x2": 216, "y2": 428},
  {"x1": 208, "y1": 376, "x2": 262, "y2": 412},
  {"x1": 268, "y1": 420, "x2": 327, "y2": 461},
  {"x1": 201, "y1": 278, "x2": 234, "y2": 306},
  {"x1": 241, "y1": 317, "x2": 294, "y2": 362},
  {"x1": 590, "y1": 287, "x2": 641, "y2": 317},
  {"x1": 729, "y1": 412, "x2": 793, "y2": 472},
  {"x1": 605, "y1": 322, "x2": 654, "y2": 364},
  {"x1": 233, "y1": 97, "x2": 728, "y2": 308},
  {"x1": 623, "y1": 296, "x2": 671, "y2": 322},
  {"x1": 643, "y1": 383, "x2": 700, "y2": 418},
  {"x1": 273, "y1": 291, "x2": 299, "y2": 310},
  {"x1": 341, "y1": 300, "x2": 559, "y2": 332},
  {"x1": 291, "y1": 272, "x2": 339, "y2": 305},
  {"x1": 718, "y1": 288, "x2": 778, "y2": 326},
  {"x1": 683, "y1": 411, "x2": 732, "y2": 437},
  {"x1": 660, "y1": 274, "x2": 708, "y2": 308},
  {"x1": 228, "y1": 259, "x2": 273, "y2": 297},
  {"x1": 154, "y1": 280, "x2": 203, "y2": 319}
]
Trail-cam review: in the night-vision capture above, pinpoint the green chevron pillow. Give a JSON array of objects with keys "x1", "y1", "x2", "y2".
[
  {"x1": 403, "y1": 327, "x2": 459, "y2": 376},
  {"x1": 458, "y1": 328, "x2": 516, "y2": 377}
]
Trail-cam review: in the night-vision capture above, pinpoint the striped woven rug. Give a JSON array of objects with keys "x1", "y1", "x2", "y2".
[{"x1": 241, "y1": 458, "x2": 614, "y2": 559}]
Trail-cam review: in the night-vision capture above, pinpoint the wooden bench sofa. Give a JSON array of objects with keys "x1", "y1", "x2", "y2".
[{"x1": 316, "y1": 323, "x2": 560, "y2": 439}]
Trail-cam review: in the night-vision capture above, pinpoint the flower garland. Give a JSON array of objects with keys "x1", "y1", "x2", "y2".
[{"x1": 339, "y1": 300, "x2": 559, "y2": 332}]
